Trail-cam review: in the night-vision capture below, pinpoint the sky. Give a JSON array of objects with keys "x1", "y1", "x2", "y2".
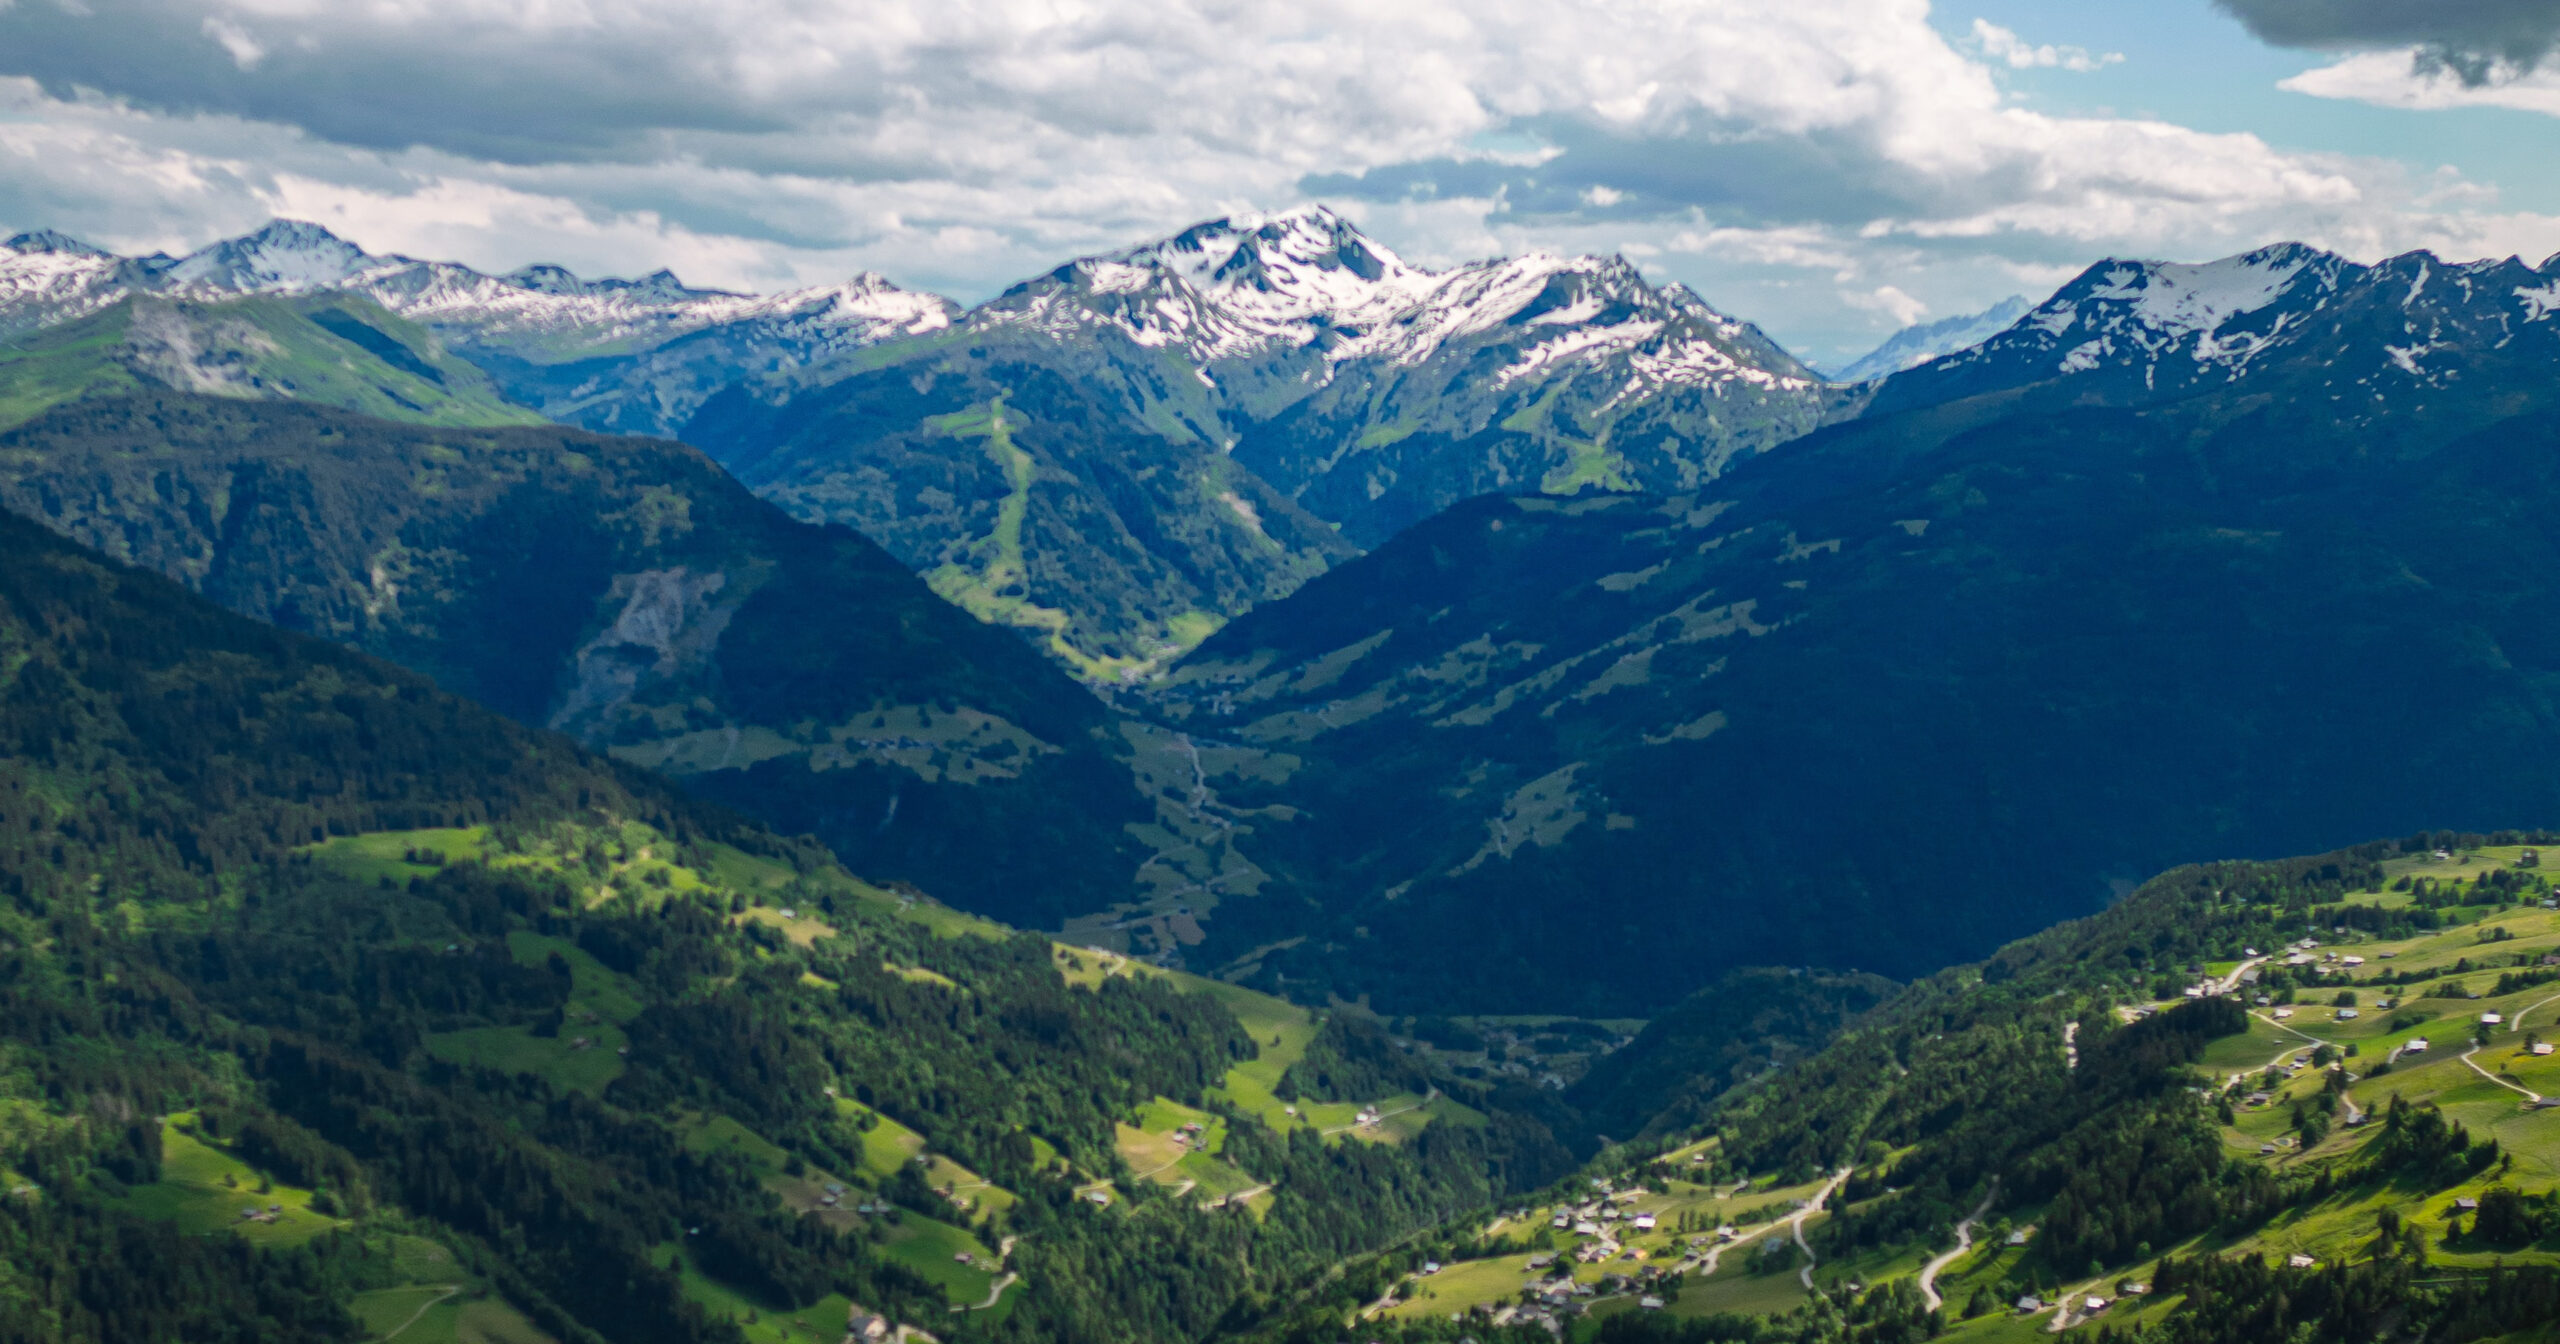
[{"x1": 1, "y1": 0, "x2": 2556, "y2": 368}]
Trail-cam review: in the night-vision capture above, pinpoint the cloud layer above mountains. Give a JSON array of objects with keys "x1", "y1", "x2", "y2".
[{"x1": 0, "y1": 0, "x2": 2554, "y2": 363}]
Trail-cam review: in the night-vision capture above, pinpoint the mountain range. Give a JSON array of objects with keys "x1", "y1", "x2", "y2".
[
  {"x1": 14, "y1": 211, "x2": 2560, "y2": 1018},
  {"x1": 8, "y1": 202, "x2": 2560, "y2": 1344},
  {"x1": 3, "y1": 212, "x2": 1842, "y2": 677},
  {"x1": 1136, "y1": 240, "x2": 2560, "y2": 1012},
  {"x1": 0, "y1": 222, "x2": 957, "y2": 437},
  {"x1": 1828, "y1": 295, "x2": 2031, "y2": 382}
]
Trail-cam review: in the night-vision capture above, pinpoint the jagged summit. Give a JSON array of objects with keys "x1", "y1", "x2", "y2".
[
  {"x1": 1832, "y1": 296, "x2": 2032, "y2": 383},
  {"x1": 1870, "y1": 241, "x2": 2560, "y2": 415},
  {"x1": 1122, "y1": 205, "x2": 1431, "y2": 317},
  {"x1": 164, "y1": 219, "x2": 375, "y2": 291},
  {"x1": 4, "y1": 229, "x2": 107, "y2": 257},
  {"x1": 0, "y1": 218, "x2": 960, "y2": 432},
  {"x1": 987, "y1": 206, "x2": 1816, "y2": 393}
]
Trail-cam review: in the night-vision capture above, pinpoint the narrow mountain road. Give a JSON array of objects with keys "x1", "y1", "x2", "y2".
[
  {"x1": 1685, "y1": 1175, "x2": 1850, "y2": 1282},
  {"x1": 2233, "y1": 1011, "x2": 2333, "y2": 1086},
  {"x1": 953, "y1": 1272, "x2": 1017, "y2": 1312},
  {"x1": 1212, "y1": 1183, "x2": 1273, "y2": 1209},
  {"x1": 2214, "y1": 955, "x2": 2271, "y2": 995},
  {"x1": 1172, "y1": 735, "x2": 1228, "y2": 829},
  {"x1": 2516, "y1": 990, "x2": 2560, "y2": 1031},
  {"x1": 2453, "y1": 990, "x2": 2560, "y2": 1107},
  {"x1": 1319, "y1": 1088, "x2": 1438, "y2": 1137},
  {"x1": 377, "y1": 1285, "x2": 461, "y2": 1342},
  {"x1": 1917, "y1": 1181, "x2": 1999, "y2": 1311},
  {"x1": 1687, "y1": 1208, "x2": 1795, "y2": 1277},
  {"x1": 2063, "y1": 1021, "x2": 2079, "y2": 1070},
  {"x1": 1792, "y1": 1168, "x2": 1852, "y2": 1291},
  {"x1": 2459, "y1": 1046, "x2": 2542, "y2": 1104}
]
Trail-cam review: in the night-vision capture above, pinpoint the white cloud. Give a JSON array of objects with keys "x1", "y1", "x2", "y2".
[
  {"x1": 2280, "y1": 48, "x2": 2560, "y2": 117},
  {"x1": 1843, "y1": 283, "x2": 1929, "y2": 324},
  {"x1": 198, "y1": 16, "x2": 263, "y2": 69},
  {"x1": 1970, "y1": 19, "x2": 2124, "y2": 73}
]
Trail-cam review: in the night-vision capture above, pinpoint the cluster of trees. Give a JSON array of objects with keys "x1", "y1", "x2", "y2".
[
  {"x1": 2132, "y1": 1252, "x2": 2560, "y2": 1344},
  {"x1": 0, "y1": 1195, "x2": 381, "y2": 1344},
  {"x1": 1589, "y1": 1281, "x2": 1939, "y2": 1344},
  {"x1": 0, "y1": 506, "x2": 1604, "y2": 1344},
  {"x1": 2360, "y1": 1098, "x2": 2502, "y2": 1189},
  {"x1": 0, "y1": 391, "x2": 1156, "y2": 927},
  {"x1": 1275, "y1": 1016, "x2": 1434, "y2": 1103}
]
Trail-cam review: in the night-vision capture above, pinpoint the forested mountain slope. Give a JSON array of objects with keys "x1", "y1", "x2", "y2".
[
  {"x1": 1143, "y1": 269, "x2": 2560, "y2": 1013},
  {"x1": 1333, "y1": 835, "x2": 2560, "y2": 1344},
  {"x1": 684, "y1": 208, "x2": 1838, "y2": 677},
  {"x1": 0, "y1": 506, "x2": 1582, "y2": 1344},
  {"x1": 0, "y1": 393, "x2": 1154, "y2": 927},
  {"x1": 6, "y1": 213, "x2": 1846, "y2": 683}
]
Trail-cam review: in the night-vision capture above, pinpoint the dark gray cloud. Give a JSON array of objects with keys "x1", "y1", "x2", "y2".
[
  {"x1": 1309, "y1": 111, "x2": 2067, "y2": 237},
  {"x1": 2214, "y1": 0, "x2": 2560, "y2": 81},
  {"x1": 0, "y1": 2, "x2": 830, "y2": 163}
]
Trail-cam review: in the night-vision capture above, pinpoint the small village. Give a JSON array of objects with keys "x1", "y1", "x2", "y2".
[{"x1": 1363, "y1": 842, "x2": 2560, "y2": 1340}]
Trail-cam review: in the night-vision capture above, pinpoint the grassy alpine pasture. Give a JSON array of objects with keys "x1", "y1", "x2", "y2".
[
  {"x1": 1668, "y1": 1253, "x2": 1816, "y2": 1317},
  {"x1": 350, "y1": 1289, "x2": 558, "y2": 1344},
  {"x1": 1113, "y1": 1096, "x2": 1263, "y2": 1204},
  {"x1": 1932, "y1": 847, "x2": 2560, "y2": 1331},
  {"x1": 663, "y1": 1109, "x2": 1010, "y2": 1313},
  {"x1": 1378, "y1": 1252, "x2": 1549, "y2": 1320},
  {"x1": 1384, "y1": 845, "x2": 2560, "y2": 1341},
  {"x1": 650, "y1": 1243, "x2": 875, "y2": 1344},
  {"x1": 279, "y1": 820, "x2": 1501, "y2": 1331},
  {"x1": 350, "y1": 1240, "x2": 558, "y2": 1344},
  {"x1": 875, "y1": 1211, "x2": 1006, "y2": 1304},
  {"x1": 105, "y1": 1113, "x2": 347, "y2": 1249},
  {"x1": 420, "y1": 931, "x2": 643, "y2": 1096},
  {"x1": 1051, "y1": 942, "x2": 1492, "y2": 1149}
]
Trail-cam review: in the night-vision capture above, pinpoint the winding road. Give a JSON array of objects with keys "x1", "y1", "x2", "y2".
[
  {"x1": 375, "y1": 1285, "x2": 461, "y2": 1342},
  {"x1": 1916, "y1": 1181, "x2": 2000, "y2": 1312},
  {"x1": 1791, "y1": 1168, "x2": 1853, "y2": 1290},
  {"x1": 954, "y1": 1272, "x2": 1017, "y2": 1313},
  {"x1": 1210, "y1": 1182, "x2": 1272, "y2": 1209},
  {"x1": 1319, "y1": 1089, "x2": 1438, "y2": 1137},
  {"x1": 2236, "y1": 1011, "x2": 2334, "y2": 1087},
  {"x1": 2458, "y1": 989, "x2": 2560, "y2": 1105},
  {"x1": 1680, "y1": 1169, "x2": 1848, "y2": 1286},
  {"x1": 2214, "y1": 955, "x2": 2271, "y2": 996}
]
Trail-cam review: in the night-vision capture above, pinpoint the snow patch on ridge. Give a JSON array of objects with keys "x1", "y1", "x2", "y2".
[
  {"x1": 0, "y1": 218, "x2": 958, "y2": 355},
  {"x1": 984, "y1": 210, "x2": 1811, "y2": 402}
]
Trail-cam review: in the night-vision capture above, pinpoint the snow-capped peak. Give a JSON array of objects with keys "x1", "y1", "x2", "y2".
[
  {"x1": 2072, "y1": 242, "x2": 2343, "y2": 344},
  {"x1": 987, "y1": 207, "x2": 1812, "y2": 397},
  {"x1": 164, "y1": 219, "x2": 376, "y2": 292},
  {"x1": 1832, "y1": 296, "x2": 2031, "y2": 383},
  {"x1": 1138, "y1": 205, "x2": 1425, "y2": 313},
  {"x1": 1896, "y1": 242, "x2": 2353, "y2": 389},
  {"x1": 1869, "y1": 240, "x2": 2560, "y2": 417},
  {"x1": 4, "y1": 229, "x2": 108, "y2": 257}
]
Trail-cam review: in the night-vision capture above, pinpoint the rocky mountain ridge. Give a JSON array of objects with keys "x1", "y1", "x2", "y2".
[
  {"x1": 1830, "y1": 294, "x2": 2030, "y2": 382},
  {"x1": 0, "y1": 222, "x2": 958, "y2": 435},
  {"x1": 1870, "y1": 242, "x2": 2560, "y2": 415}
]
